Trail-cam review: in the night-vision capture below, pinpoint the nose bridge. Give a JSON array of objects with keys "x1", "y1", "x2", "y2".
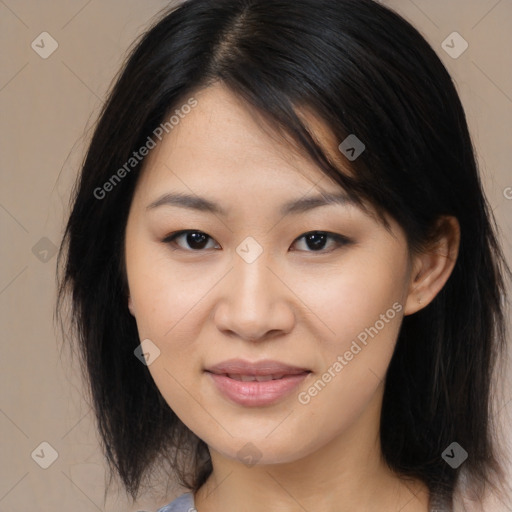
[
  {"x1": 234, "y1": 248, "x2": 274, "y2": 305},
  {"x1": 214, "y1": 245, "x2": 294, "y2": 340}
]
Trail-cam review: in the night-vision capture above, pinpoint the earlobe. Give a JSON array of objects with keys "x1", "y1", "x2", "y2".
[
  {"x1": 128, "y1": 296, "x2": 135, "y2": 316},
  {"x1": 404, "y1": 216, "x2": 460, "y2": 316}
]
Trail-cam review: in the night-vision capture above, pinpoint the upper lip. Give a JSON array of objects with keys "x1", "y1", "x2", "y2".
[{"x1": 205, "y1": 359, "x2": 310, "y2": 376}]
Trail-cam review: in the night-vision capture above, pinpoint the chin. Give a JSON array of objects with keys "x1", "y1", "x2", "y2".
[{"x1": 208, "y1": 434, "x2": 319, "y2": 468}]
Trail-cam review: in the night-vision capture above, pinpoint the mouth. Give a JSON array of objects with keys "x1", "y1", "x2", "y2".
[{"x1": 204, "y1": 359, "x2": 311, "y2": 407}]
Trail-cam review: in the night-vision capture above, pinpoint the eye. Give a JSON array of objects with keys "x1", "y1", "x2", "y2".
[
  {"x1": 163, "y1": 230, "x2": 351, "y2": 253},
  {"x1": 291, "y1": 231, "x2": 351, "y2": 253},
  {"x1": 162, "y1": 230, "x2": 220, "y2": 251}
]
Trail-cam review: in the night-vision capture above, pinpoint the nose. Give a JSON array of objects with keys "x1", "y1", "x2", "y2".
[{"x1": 213, "y1": 252, "x2": 296, "y2": 342}]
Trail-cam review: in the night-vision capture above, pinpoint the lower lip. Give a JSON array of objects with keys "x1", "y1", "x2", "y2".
[{"x1": 206, "y1": 372, "x2": 310, "y2": 407}]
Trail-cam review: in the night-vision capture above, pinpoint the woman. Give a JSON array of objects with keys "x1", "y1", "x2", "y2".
[{"x1": 56, "y1": 0, "x2": 511, "y2": 510}]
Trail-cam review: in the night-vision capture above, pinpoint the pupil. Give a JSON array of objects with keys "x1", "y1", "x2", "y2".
[
  {"x1": 188, "y1": 232, "x2": 208, "y2": 249},
  {"x1": 306, "y1": 232, "x2": 326, "y2": 250}
]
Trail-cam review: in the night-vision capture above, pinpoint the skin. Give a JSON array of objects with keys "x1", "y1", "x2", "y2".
[{"x1": 125, "y1": 83, "x2": 460, "y2": 512}]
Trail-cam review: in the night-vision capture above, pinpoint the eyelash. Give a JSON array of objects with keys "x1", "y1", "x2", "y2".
[{"x1": 162, "y1": 230, "x2": 352, "y2": 254}]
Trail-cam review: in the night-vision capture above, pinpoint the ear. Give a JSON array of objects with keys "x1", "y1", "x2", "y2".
[
  {"x1": 404, "y1": 216, "x2": 460, "y2": 316},
  {"x1": 128, "y1": 295, "x2": 135, "y2": 316}
]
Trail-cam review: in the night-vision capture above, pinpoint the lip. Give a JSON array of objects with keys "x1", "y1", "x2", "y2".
[
  {"x1": 205, "y1": 358, "x2": 310, "y2": 376},
  {"x1": 205, "y1": 359, "x2": 311, "y2": 407}
]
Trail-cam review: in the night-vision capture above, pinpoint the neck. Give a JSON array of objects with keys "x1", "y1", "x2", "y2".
[{"x1": 194, "y1": 387, "x2": 430, "y2": 512}]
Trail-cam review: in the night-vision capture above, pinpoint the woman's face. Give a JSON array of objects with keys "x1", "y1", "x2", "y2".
[{"x1": 124, "y1": 83, "x2": 418, "y2": 466}]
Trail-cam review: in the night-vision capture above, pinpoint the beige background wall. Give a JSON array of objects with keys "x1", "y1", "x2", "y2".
[{"x1": 1, "y1": 0, "x2": 511, "y2": 510}]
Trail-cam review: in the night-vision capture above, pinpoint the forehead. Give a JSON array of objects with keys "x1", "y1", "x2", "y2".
[{"x1": 135, "y1": 83, "x2": 352, "y2": 202}]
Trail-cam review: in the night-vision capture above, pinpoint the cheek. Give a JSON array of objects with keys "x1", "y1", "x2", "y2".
[
  {"x1": 126, "y1": 251, "x2": 214, "y2": 422},
  {"x1": 295, "y1": 249, "x2": 408, "y2": 346},
  {"x1": 291, "y1": 249, "x2": 407, "y2": 415},
  {"x1": 127, "y1": 242, "x2": 211, "y2": 342},
  {"x1": 291, "y1": 259, "x2": 405, "y2": 439}
]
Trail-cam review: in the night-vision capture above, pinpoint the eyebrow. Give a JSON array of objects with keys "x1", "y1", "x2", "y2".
[{"x1": 146, "y1": 191, "x2": 354, "y2": 216}]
